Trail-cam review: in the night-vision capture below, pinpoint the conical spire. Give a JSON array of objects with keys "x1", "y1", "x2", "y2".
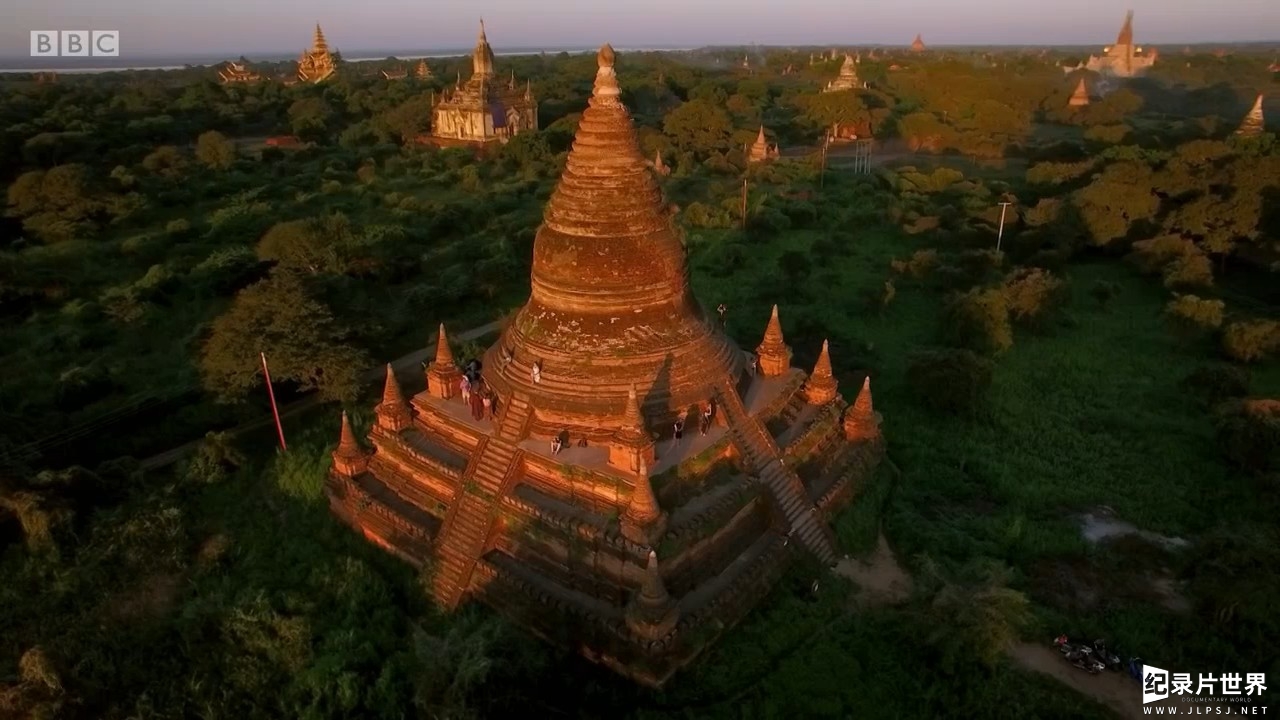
[
  {"x1": 377, "y1": 364, "x2": 412, "y2": 430},
  {"x1": 911, "y1": 34, "x2": 925, "y2": 51},
  {"x1": 760, "y1": 304, "x2": 785, "y2": 349},
  {"x1": 524, "y1": 78, "x2": 532, "y2": 100},
  {"x1": 1068, "y1": 77, "x2": 1090, "y2": 107},
  {"x1": 851, "y1": 376, "x2": 873, "y2": 417},
  {"x1": 1116, "y1": 10, "x2": 1135, "y2": 47},
  {"x1": 332, "y1": 410, "x2": 369, "y2": 476},
  {"x1": 623, "y1": 461, "x2": 662, "y2": 527},
  {"x1": 382, "y1": 364, "x2": 406, "y2": 407},
  {"x1": 1235, "y1": 94, "x2": 1265, "y2": 137},
  {"x1": 433, "y1": 323, "x2": 455, "y2": 367},
  {"x1": 843, "y1": 375, "x2": 881, "y2": 443},
  {"x1": 803, "y1": 340, "x2": 839, "y2": 404},
  {"x1": 622, "y1": 384, "x2": 645, "y2": 430},
  {"x1": 813, "y1": 340, "x2": 834, "y2": 378},
  {"x1": 640, "y1": 549, "x2": 669, "y2": 603},
  {"x1": 313, "y1": 24, "x2": 328, "y2": 52},
  {"x1": 756, "y1": 305, "x2": 791, "y2": 377},
  {"x1": 337, "y1": 410, "x2": 361, "y2": 456}
]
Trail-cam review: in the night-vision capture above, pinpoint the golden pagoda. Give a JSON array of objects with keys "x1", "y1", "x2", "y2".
[
  {"x1": 415, "y1": 59, "x2": 433, "y2": 79},
  {"x1": 1068, "y1": 77, "x2": 1090, "y2": 107},
  {"x1": 823, "y1": 54, "x2": 861, "y2": 92},
  {"x1": 747, "y1": 126, "x2": 779, "y2": 163},
  {"x1": 1086, "y1": 11, "x2": 1156, "y2": 77},
  {"x1": 1235, "y1": 95, "x2": 1266, "y2": 137},
  {"x1": 326, "y1": 44, "x2": 882, "y2": 688},
  {"x1": 296, "y1": 23, "x2": 337, "y2": 83},
  {"x1": 218, "y1": 61, "x2": 261, "y2": 84},
  {"x1": 910, "y1": 34, "x2": 926, "y2": 52},
  {"x1": 430, "y1": 20, "x2": 538, "y2": 145}
]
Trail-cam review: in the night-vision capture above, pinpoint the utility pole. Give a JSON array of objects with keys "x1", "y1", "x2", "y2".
[
  {"x1": 996, "y1": 201, "x2": 1013, "y2": 253},
  {"x1": 741, "y1": 178, "x2": 748, "y2": 229},
  {"x1": 819, "y1": 133, "x2": 829, "y2": 189},
  {"x1": 261, "y1": 352, "x2": 287, "y2": 452}
]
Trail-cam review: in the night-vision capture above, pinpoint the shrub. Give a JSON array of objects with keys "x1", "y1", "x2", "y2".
[
  {"x1": 165, "y1": 218, "x2": 191, "y2": 236},
  {"x1": 1222, "y1": 320, "x2": 1280, "y2": 364},
  {"x1": 1213, "y1": 399, "x2": 1280, "y2": 474},
  {"x1": 890, "y1": 249, "x2": 939, "y2": 280},
  {"x1": 1182, "y1": 364, "x2": 1250, "y2": 407},
  {"x1": 1001, "y1": 268, "x2": 1065, "y2": 328},
  {"x1": 1162, "y1": 251, "x2": 1214, "y2": 290},
  {"x1": 1164, "y1": 294, "x2": 1224, "y2": 336},
  {"x1": 906, "y1": 348, "x2": 994, "y2": 416},
  {"x1": 941, "y1": 288, "x2": 1012, "y2": 354}
]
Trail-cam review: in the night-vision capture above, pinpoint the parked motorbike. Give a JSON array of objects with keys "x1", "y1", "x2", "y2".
[
  {"x1": 1054, "y1": 635, "x2": 1118, "y2": 674},
  {"x1": 1092, "y1": 639, "x2": 1122, "y2": 671}
]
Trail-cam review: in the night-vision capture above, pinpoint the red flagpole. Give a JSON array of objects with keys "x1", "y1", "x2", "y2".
[{"x1": 261, "y1": 352, "x2": 287, "y2": 452}]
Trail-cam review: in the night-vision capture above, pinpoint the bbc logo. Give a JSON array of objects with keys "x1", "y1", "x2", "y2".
[{"x1": 30, "y1": 31, "x2": 120, "y2": 57}]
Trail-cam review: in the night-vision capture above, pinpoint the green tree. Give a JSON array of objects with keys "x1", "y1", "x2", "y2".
[
  {"x1": 200, "y1": 271, "x2": 368, "y2": 403},
  {"x1": 1073, "y1": 161, "x2": 1159, "y2": 246},
  {"x1": 941, "y1": 287, "x2": 1013, "y2": 354},
  {"x1": 663, "y1": 99, "x2": 733, "y2": 156},
  {"x1": 256, "y1": 214, "x2": 354, "y2": 275},
  {"x1": 289, "y1": 97, "x2": 336, "y2": 142},
  {"x1": 195, "y1": 130, "x2": 237, "y2": 170}
]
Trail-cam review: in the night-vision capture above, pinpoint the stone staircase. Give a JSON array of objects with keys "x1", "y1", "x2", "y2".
[
  {"x1": 497, "y1": 391, "x2": 533, "y2": 443},
  {"x1": 432, "y1": 399, "x2": 532, "y2": 608},
  {"x1": 714, "y1": 377, "x2": 837, "y2": 565}
]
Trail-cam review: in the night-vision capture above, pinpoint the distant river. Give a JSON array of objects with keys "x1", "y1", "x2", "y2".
[{"x1": 0, "y1": 46, "x2": 698, "y2": 73}]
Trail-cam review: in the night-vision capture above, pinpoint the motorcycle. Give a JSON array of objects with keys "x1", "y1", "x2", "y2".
[
  {"x1": 1053, "y1": 635, "x2": 1115, "y2": 675},
  {"x1": 1092, "y1": 639, "x2": 1122, "y2": 671}
]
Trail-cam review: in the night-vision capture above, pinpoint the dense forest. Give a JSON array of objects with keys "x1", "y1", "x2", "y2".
[{"x1": 1, "y1": 44, "x2": 1278, "y2": 718}]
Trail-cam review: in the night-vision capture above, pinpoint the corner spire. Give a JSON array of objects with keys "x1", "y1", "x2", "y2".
[
  {"x1": 426, "y1": 325, "x2": 462, "y2": 400},
  {"x1": 843, "y1": 376, "x2": 882, "y2": 444},
  {"x1": 756, "y1": 305, "x2": 791, "y2": 377},
  {"x1": 622, "y1": 384, "x2": 644, "y2": 430},
  {"x1": 803, "y1": 340, "x2": 839, "y2": 405},
  {"x1": 639, "y1": 549, "x2": 669, "y2": 604},
  {"x1": 337, "y1": 410, "x2": 360, "y2": 456},
  {"x1": 433, "y1": 323, "x2": 455, "y2": 367},
  {"x1": 331, "y1": 410, "x2": 369, "y2": 476},
  {"x1": 377, "y1": 364, "x2": 412, "y2": 431},
  {"x1": 623, "y1": 462, "x2": 662, "y2": 529}
]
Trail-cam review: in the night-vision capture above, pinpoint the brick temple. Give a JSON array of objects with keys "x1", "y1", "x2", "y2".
[{"x1": 326, "y1": 44, "x2": 885, "y2": 686}]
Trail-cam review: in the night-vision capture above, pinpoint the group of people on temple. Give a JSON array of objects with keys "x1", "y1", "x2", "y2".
[
  {"x1": 672, "y1": 400, "x2": 717, "y2": 444},
  {"x1": 459, "y1": 359, "x2": 498, "y2": 422}
]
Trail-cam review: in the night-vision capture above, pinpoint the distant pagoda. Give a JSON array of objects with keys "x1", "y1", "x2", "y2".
[
  {"x1": 415, "y1": 59, "x2": 433, "y2": 79},
  {"x1": 296, "y1": 23, "x2": 337, "y2": 83},
  {"x1": 1086, "y1": 11, "x2": 1156, "y2": 77},
  {"x1": 381, "y1": 66, "x2": 408, "y2": 80},
  {"x1": 431, "y1": 20, "x2": 538, "y2": 145},
  {"x1": 747, "y1": 125, "x2": 779, "y2": 163},
  {"x1": 1234, "y1": 95, "x2": 1266, "y2": 137},
  {"x1": 1068, "y1": 77, "x2": 1090, "y2": 107},
  {"x1": 910, "y1": 34, "x2": 926, "y2": 52},
  {"x1": 218, "y1": 61, "x2": 261, "y2": 84},
  {"x1": 326, "y1": 44, "x2": 883, "y2": 688},
  {"x1": 824, "y1": 54, "x2": 861, "y2": 92}
]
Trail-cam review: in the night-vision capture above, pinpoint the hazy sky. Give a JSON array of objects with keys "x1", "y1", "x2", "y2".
[{"x1": 3, "y1": 0, "x2": 1278, "y2": 58}]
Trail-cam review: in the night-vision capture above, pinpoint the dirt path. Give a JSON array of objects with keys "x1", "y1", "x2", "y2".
[
  {"x1": 831, "y1": 532, "x2": 1161, "y2": 718},
  {"x1": 832, "y1": 533, "x2": 912, "y2": 607},
  {"x1": 1008, "y1": 643, "x2": 1160, "y2": 719},
  {"x1": 139, "y1": 320, "x2": 500, "y2": 471}
]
